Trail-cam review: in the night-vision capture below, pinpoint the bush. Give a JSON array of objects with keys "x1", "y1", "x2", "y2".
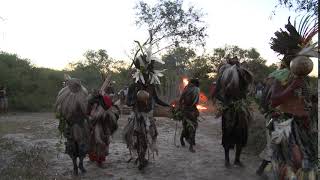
[{"x1": 0, "y1": 52, "x2": 64, "y2": 111}]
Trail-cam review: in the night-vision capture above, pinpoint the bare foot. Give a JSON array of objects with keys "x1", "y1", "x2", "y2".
[
  {"x1": 189, "y1": 146, "x2": 196, "y2": 153},
  {"x1": 225, "y1": 161, "x2": 231, "y2": 168},
  {"x1": 234, "y1": 160, "x2": 244, "y2": 167},
  {"x1": 97, "y1": 162, "x2": 107, "y2": 169},
  {"x1": 79, "y1": 166, "x2": 86, "y2": 173}
]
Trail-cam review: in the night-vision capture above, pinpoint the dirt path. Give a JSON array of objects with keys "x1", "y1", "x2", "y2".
[{"x1": 0, "y1": 113, "x2": 271, "y2": 180}]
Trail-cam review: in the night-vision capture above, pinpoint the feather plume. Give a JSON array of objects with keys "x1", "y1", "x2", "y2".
[
  {"x1": 271, "y1": 14, "x2": 318, "y2": 57},
  {"x1": 297, "y1": 43, "x2": 319, "y2": 58},
  {"x1": 132, "y1": 40, "x2": 165, "y2": 84}
]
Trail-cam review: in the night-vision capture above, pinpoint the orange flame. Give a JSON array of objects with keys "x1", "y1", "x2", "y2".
[
  {"x1": 182, "y1": 78, "x2": 189, "y2": 88},
  {"x1": 197, "y1": 104, "x2": 208, "y2": 110},
  {"x1": 199, "y1": 92, "x2": 208, "y2": 103},
  {"x1": 179, "y1": 77, "x2": 208, "y2": 111}
]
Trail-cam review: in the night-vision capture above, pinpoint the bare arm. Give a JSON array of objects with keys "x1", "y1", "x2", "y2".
[
  {"x1": 153, "y1": 86, "x2": 170, "y2": 107},
  {"x1": 270, "y1": 78, "x2": 303, "y2": 107}
]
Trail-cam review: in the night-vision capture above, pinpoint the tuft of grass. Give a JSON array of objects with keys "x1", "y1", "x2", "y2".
[{"x1": 0, "y1": 145, "x2": 49, "y2": 180}]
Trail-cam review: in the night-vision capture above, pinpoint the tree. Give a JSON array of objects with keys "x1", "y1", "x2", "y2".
[
  {"x1": 68, "y1": 49, "x2": 131, "y2": 91},
  {"x1": 206, "y1": 45, "x2": 276, "y2": 83},
  {"x1": 70, "y1": 49, "x2": 121, "y2": 81},
  {"x1": 207, "y1": 45, "x2": 267, "y2": 73},
  {"x1": 134, "y1": 0, "x2": 207, "y2": 50},
  {"x1": 188, "y1": 55, "x2": 212, "y2": 79},
  {"x1": 162, "y1": 47, "x2": 196, "y2": 73},
  {"x1": 242, "y1": 61, "x2": 278, "y2": 83},
  {"x1": 0, "y1": 52, "x2": 64, "y2": 111},
  {"x1": 83, "y1": 49, "x2": 113, "y2": 78},
  {"x1": 274, "y1": 0, "x2": 318, "y2": 16}
]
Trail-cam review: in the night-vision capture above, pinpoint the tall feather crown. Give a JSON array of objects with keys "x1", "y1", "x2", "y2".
[
  {"x1": 132, "y1": 42, "x2": 166, "y2": 85},
  {"x1": 270, "y1": 14, "x2": 318, "y2": 66}
]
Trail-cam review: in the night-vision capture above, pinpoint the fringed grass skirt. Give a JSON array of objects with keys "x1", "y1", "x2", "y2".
[
  {"x1": 123, "y1": 111, "x2": 158, "y2": 158},
  {"x1": 222, "y1": 103, "x2": 251, "y2": 149}
]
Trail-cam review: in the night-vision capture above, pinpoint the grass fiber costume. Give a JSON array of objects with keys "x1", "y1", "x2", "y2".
[{"x1": 214, "y1": 57, "x2": 253, "y2": 168}]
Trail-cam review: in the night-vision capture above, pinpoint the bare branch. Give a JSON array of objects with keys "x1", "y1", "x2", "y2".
[{"x1": 152, "y1": 43, "x2": 176, "y2": 55}]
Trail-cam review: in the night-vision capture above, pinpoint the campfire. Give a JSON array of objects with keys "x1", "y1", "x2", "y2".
[
  {"x1": 196, "y1": 104, "x2": 208, "y2": 110},
  {"x1": 178, "y1": 78, "x2": 208, "y2": 111},
  {"x1": 183, "y1": 78, "x2": 189, "y2": 87}
]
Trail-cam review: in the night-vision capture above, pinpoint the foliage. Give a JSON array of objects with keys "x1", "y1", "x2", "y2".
[
  {"x1": 70, "y1": 49, "x2": 120, "y2": 81},
  {"x1": 69, "y1": 49, "x2": 131, "y2": 91},
  {"x1": 69, "y1": 63, "x2": 102, "y2": 90},
  {"x1": 242, "y1": 61, "x2": 278, "y2": 83},
  {"x1": 171, "y1": 107, "x2": 183, "y2": 121},
  {"x1": 162, "y1": 47, "x2": 196, "y2": 73},
  {"x1": 188, "y1": 55, "x2": 213, "y2": 79},
  {"x1": 275, "y1": 0, "x2": 318, "y2": 16},
  {"x1": 206, "y1": 45, "x2": 276, "y2": 83},
  {"x1": 0, "y1": 50, "x2": 131, "y2": 112},
  {"x1": 134, "y1": 0, "x2": 208, "y2": 49},
  {"x1": 159, "y1": 45, "x2": 277, "y2": 96},
  {"x1": 159, "y1": 47, "x2": 210, "y2": 98},
  {"x1": 0, "y1": 44, "x2": 281, "y2": 112},
  {"x1": 0, "y1": 52, "x2": 64, "y2": 111},
  {"x1": 208, "y1": 45, "x2": 265, "y2": 72},
  {"x1": 55, "y1": 112, "x2": 66, "y2": 136}
]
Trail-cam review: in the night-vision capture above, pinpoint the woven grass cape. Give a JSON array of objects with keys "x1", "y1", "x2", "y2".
[{"x1": 55, "y1": 76, "x2": 88, "y2": 121}]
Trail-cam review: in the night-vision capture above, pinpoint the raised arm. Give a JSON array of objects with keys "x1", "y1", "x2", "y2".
[
  {"x1": 153, "y1": 86, "x2": 170, "y2": 107},
  {"x1": 179, "y1": 86, "x2": 188, "y2": 106},
  {"x1": 270, "y1": 78, "x2": 303, "y2": 107}
]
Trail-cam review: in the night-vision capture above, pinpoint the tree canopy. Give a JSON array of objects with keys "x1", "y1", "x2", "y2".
[
  {"x1": 2, "y1": 43, "x2": 317, "y2": 112},
  {"x1": 0, "y1": 52, "x2": 64, "y2": 111},
  {"x1": 134, "y1": 0, "x2": 208, "y2": 49},
  {"x1": 274, "y1": 0, "x2": 318, "y2": 16},
  {"x1": 68, "y1": 49, "x2": 130, "y2": 90}
]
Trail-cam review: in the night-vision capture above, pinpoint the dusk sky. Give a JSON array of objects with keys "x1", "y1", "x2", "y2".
[{"x1": 0, "y1": 0, "x2": 318, "y2": 76}]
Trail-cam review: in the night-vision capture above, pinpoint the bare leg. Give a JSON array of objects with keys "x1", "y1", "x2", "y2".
[
  {"x1": 193, "y1": 128, "x2": 197, "y2": 145},
  {"x1": 189, "y1": 144, "x2": 195, "y2": 153},
  {"x1": 224, "y1": 147, "x2": 231, "y2": 168},
  {"x1": 72, "y1": 157, "x2": 79, "y2": 175},
  {"x1": 180, "y1": 128, "x2": 186, "y2": 147},
  {"x1": 256, "y1": 160, "x2": 270, "y2": 175},
  {"x1": 189, "y1": 129, "x2": 196, "y2": 153},
  {"x1": 79, "y1": 156, "x2": 86, "y2": 173},
  {"x1": 138, "y1": 134, "x2": 148, "y2": 170},
  {"x1": 234, "y1": 144, "x2": 244, "y2": 166}
]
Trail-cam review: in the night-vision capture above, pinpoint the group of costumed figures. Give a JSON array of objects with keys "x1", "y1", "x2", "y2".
[
  {"x1": 54, "y1": 40, "x2": 202, "y2": 174},
  {"x1": 54, "y1": 14, "x2": 318, "y2": 180},
  {"x1": 213, "y1": 15, "x2": 318, "y2": 179},
  {"x1": 55, "y1": 74, "x2": 120, "y2": 174}
]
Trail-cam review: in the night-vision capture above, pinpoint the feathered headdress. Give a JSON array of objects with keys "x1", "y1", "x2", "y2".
[
  {"x1": 132, "y1": 41, "x2": 166, "y2": 84},
  {"x1": 270, "y1": 14, "x2": 319, "y2": 65}
]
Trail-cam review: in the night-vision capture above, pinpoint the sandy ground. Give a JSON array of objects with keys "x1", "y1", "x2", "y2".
[{"x1": 0, "y1": 112, "x2": 272, "y2": 180}]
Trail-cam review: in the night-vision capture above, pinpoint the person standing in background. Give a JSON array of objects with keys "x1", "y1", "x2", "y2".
[{"x1": 0, "y1": 86, "x2": 8, "y2": 113}]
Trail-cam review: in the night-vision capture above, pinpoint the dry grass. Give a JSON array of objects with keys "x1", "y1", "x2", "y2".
[{"x1": 0, "y1": 145, "x2": 49, "y2": 180}]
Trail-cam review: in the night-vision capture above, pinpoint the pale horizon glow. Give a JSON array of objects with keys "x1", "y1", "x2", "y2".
[{"x1": 0, "y1": 0, "x2": 318, "y2": 76}]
